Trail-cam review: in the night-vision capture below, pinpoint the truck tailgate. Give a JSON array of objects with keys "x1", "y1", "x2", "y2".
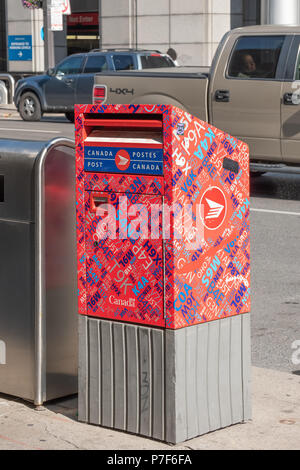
[{"x1": 94, "y1": 68, "x2": 209, "y2": 122}]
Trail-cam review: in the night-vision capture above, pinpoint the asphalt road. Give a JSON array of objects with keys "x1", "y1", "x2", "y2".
[{"x1": 0, "y1": 114, "x2": 299, "y2": 374}]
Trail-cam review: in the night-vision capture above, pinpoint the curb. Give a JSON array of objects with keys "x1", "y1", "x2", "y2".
[{"x1": 0, "y1": 106, "x2": 19, "y2": 119}]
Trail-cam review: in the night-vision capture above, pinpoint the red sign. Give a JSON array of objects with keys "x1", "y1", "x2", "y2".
[
  {"x1": 115, "y1": 150, "x2": 130, "y2": 171},
  {"x1": 67, "y1": 12, "x2": 98, "y2": 27},
  {"x1": 200, "y1": 186, "x2": 227, "y2": 231}
]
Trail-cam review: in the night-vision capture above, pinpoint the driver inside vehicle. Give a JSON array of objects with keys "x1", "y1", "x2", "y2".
[{"x1": 238, "y1": 53, "x2": 257, "y2": 78}]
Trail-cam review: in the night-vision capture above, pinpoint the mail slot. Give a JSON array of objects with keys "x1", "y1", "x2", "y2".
[{"x1": 75, "y1": 104, "x2": 251, "y2": 443}]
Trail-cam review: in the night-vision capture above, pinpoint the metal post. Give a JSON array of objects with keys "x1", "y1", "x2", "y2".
[
  {"x1": 43, "y1": 0, "x2": 55, "y2": 70},
  {"x1": 261, "y1": 0, "x2": 299, "y2": 25},
  {"x1": 99, "y1": 0, "x2": 102, "y2": 50}
]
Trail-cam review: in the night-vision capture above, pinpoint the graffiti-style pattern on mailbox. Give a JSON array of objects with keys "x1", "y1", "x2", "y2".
[{"x1": 75, "y1": 104, "x2": 250, "y2": 329}]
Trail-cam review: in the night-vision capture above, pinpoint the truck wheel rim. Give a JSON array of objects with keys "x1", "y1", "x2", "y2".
[{"x1": 23, "y1": 97, "x2": 35, "y2": 116}]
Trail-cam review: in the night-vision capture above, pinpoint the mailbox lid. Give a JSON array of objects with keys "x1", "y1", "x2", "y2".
[{"x1": 83, "y1": 191, "x2": 165, "y2": 327}]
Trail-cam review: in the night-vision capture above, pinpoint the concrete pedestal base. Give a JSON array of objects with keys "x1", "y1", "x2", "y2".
[{"x1": 78, "y1": 314, "x2": 251, "y2": 444}]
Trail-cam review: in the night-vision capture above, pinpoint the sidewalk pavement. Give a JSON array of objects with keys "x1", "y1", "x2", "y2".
[
  {"x1": 0, "y1": 366, "x2": 299, "y2": 450},
  {"x1": 0, "y1": 103, "x2": 19, "y2": 119},
  {"x1": 0, "y1": 104, "x2": 66, "y2": 121}
]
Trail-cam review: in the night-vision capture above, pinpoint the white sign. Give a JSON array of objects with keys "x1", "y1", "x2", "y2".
[
  {"x1": 50, "y1": 6, "x2": 63, "y2": 31},
  {"x1": 61, "y1": 0, "x2": 71, "y2": 15},
  {"x1": 51, "y1": 0, "x2": 71, "y2": 15}
]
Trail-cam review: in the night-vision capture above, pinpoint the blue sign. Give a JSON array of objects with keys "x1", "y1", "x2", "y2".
[
  {"x1": 84, "y1": 146, "x2": 164, "y2": 175},
  {"x1": 8, "y1": 35, "x2": 32, "y2": 61}
]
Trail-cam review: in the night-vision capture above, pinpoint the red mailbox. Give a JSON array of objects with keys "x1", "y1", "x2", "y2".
[
  {"x1": 75, "y1": 104, "x2": 250, "y2": 330},
  {"x1": 75, "y1": 104, "x2": 251, "y2": 443}
]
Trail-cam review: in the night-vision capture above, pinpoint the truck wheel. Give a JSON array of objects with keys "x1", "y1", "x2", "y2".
[
  {"x1": 19, "y1": 92, "x2": 42, "y2": 121},
  {"x1": 65, "y1": 112, "x2": 74, "y2": 123}
]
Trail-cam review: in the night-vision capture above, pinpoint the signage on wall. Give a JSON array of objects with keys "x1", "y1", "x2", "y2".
[
  {"x1": 8, "y1": 35, "x2": 32, "y2": 61},
  {"x1": 51, "y1": 0, "x2": 71, "y2": 15},
  {"x1": 50, "y1": 0, "x2": 71, "y2": 31},
  {"x1": 67, "y1": 12, "x2": 99, "y2": 27},
  {"x1": 50, "y1": 6, "x2": 63, "y2": 31}
]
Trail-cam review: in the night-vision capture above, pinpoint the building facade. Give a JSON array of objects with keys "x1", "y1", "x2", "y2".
[{"x1": 2, "y1": 0, "x2": 300, "y2": 76}]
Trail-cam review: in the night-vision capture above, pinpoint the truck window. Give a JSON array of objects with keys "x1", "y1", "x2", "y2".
[
  {"x1": 84, "y1": 55, "x2": 108, "y2": 73},
  {"x1": 228, "y1": 36, "x2": 285, "y2": 79},
  {"x1": 56, "y1": 56, "x2": 84, "y2": 76},
  {"x1": 294, "y1": 47, "x2": 300, "y2": 80},
  {"x1": 140, "y1": 55, "x2": 175, "y2": 68},
  {"x1": 112, "y1": 55, "x2": 135, "y2": 71}
]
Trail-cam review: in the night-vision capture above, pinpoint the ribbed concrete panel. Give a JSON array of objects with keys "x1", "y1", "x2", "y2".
[
  {"x1": 139, "y1": 327, "x2": 152, "y2": 437},
  {"x1": 113, "y1": 322, "x2": 126, "y2": 431},
  {"x1": 89, "y1": 318, "x2": 101, "y2": 425},
  {"x1": 79, "y1": 313, "x2": 251, "y2": 443},
  {"x1": 78, "y1": 316, "x2": 88, "y2": 423},
  {"x1": 219, "y1": 318, "x2": 232, "y2": 428},
  {"x1": 230, "y1": 315, "x2": 243, "y2": 423},
  {"x1": 152, "y1": 329, "x2": 165, "y2": 441},
  {"x1": 242, "y1": 313, "x2": 252, "y2": 421},
  {"x1": 165, "y1": 314, "x2": 251, "y2": 442},
  {"x1": 126, "y1": 325, "x2": 139, "y2": 434},
  {"x1": 101, "y1": 321, "x2": 114, "y2": 428},
  {"x1": 196, "y1": 323, "x2": 210, "y2": 435},
  {"x1": 207, "y1": 320, "x2": 221, "y2": 432}
]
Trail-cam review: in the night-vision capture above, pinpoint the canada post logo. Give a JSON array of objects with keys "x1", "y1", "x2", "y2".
[
  {"x1": 84, "y1": 146, "x2": 164, "y2": 175},
  {"x1": 200, "y1": 186, "x2": 227, "y2": 230},
  {"x1": 115, "y1": 149, "x2": 130, "y2": 171}
]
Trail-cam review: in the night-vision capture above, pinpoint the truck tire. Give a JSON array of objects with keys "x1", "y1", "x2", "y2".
[
  {"x1": 65, "y1": 112, "x2": 74, "y2": 123},
  {"x1": 19, "y1": 92, "x2": 42, "y2": 121}
]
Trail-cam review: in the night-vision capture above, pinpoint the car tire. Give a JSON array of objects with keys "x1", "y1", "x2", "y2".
[
  {"x1": 65, "y1": 112, "x2": 75, "y2": 123},
  {"x1": 19, "y1": 92, "x2": 42, "y2": 121}
]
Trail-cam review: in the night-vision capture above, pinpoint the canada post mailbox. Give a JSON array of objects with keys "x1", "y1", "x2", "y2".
[{"x1": 75, "y1": 104, "x2": 251, "y2": 443}]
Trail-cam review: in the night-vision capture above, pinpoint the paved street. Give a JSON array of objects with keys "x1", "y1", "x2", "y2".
[{"x1": 250, "y1": 174, "x2": 300, "y2": 373}]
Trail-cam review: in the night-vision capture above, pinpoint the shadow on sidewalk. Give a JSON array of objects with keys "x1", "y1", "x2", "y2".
[{"x1": 0, "y1": 391, "x2": 79, "y2": 423}]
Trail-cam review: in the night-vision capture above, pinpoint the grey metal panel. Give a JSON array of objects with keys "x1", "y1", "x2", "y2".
[
  {"x1": 125, "y1": 325, "x2": 139, "y2": 434},
  {"x1": 79, "y1": 314, "x2": 251, "y2": 444},
  {"x1": 174, "y1": 328, "x2": 187, "y2": 443},
  {"x1": 151, "y1": 328, "x2": 164, "y2": 441},
  {"x1": 207, "y1": 320, "x2": 221, "y2": 432},
  {"x1": 0, "y1": 138, "x2": 77, "y2": 405},
  {"x1": 186, "y1": 326, "x2": 198, "y2": 440},
  {"x1": 44, "y1": 144, "x2": 78, "y2": 402},
  {"x1": 139, "y1": 327, "x2": 152, "y2": 437},
  {"x1": 78, "y1": 316, "x2": 88, "y2": 423},
  {"x1": 0, "y1": 220, "x2": 35, "y2": 401},
  {"x1": 89, "y1": 319, "x2": 101, "y2": 425},
  {"x1": 219, "y1": 318, "x2": 232, "y2": 428},
  {"x1": 0, "y1": 139, "x2": 45, "y2": 222},
  {"x1": 196, "y1": 323, "x2": 210, "y2": 435},
  {"x1": 164, "y1": 329, "x2": 176, "y2": 444},
  {"x1": 242, "y1": 314, "x2": 252, "y2": 421},
  {"x1": 100, "y1": 320, "x2": 114, "y2": 428},
  {"x1": 113, "y1": 322, "x2": 126, "y2": 431},
  {"x1": 230, "y1": 315, "x2": 243, "y2": 424}
]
